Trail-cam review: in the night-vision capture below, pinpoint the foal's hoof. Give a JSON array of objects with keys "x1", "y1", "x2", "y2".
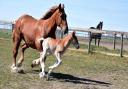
[
  {"x1": 46, "y1": 74, "x2": 50, "y2": 81},
  {"x1": 39, "y1": 72, "x2": 46, "y2": 78},
  {"x1": 18, "y1": 69, "x2": 24, "y2": 73},
  {"x1": 31, "y1": 63, "x2": 37, "y2": 68}
]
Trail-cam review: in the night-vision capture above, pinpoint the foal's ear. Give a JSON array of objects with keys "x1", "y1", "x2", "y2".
[{"x1": 72, "y1": 31, "x2": 76, "y2": 36}]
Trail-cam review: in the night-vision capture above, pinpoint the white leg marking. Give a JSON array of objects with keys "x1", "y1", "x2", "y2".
[
  {"x1": 11, "y1": 64, "x2": 23, "y2": 73},
  {"x1": 39, "y1": 51, "x2": 47, "y2": 78},
  {"x1": 48, "y1": 52, "x2": 62, "y2": 71},
  {"x1": 32, "y1": 58, "x2": 40, "y2": 65}
]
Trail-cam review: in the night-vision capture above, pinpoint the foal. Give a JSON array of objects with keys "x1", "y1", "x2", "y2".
[{"x1": 32, "y1": 31, "x2": 79, "y2": 79}]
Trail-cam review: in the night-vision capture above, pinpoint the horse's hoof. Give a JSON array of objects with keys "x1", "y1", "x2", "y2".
[
  {"x1": 11, "y1": 65, "x2": 18, "y2": 73},
  {"x1": 17, "y1": 63, "x2": 22, "y2": 67},
  {"x1": 11, "y1": 68, "x2": 18, "y2": 73},
  {"x1": 11, "y1": 65, "x2": 24, "y2": 73},
  {"x1": 18, "y1": 69, "x2": 24, "y2": 73}
]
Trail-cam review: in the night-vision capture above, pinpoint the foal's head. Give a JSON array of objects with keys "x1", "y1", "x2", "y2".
[
  {"x1": 55, "y1": 4, "x2": 69, "y2": 34},
  {"x1": 71, "y1": 31, "x2": 79, "y2": 49}
]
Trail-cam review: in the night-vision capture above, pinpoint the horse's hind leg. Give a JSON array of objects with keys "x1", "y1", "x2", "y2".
[
  {"x1": 17, "y1": 43, "x2": 28, "y2": 67},
  {"x1": 11, "y1": 32, "x2": 21, "y2": 72}
]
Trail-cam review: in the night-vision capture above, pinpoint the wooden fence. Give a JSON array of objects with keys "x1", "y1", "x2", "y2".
[
  {"x1": 0, "y1": 20, "x2": 128, "y2": 57},
  {"x1": 70, "y1": 27, "x2": 128, "y2": 57}
]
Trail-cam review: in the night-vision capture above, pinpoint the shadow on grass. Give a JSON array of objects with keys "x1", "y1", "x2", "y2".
[
  {"x1": 49, "y1": 72, "x2": 111, "y2": 86},
  {"x1": 30, "y1": 70, "x2": 111, "y2": 86}
]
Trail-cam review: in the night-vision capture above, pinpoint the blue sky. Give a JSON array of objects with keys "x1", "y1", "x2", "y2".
[{"x1": 0, "y1": 0, "x2": 128, "y2": 31}]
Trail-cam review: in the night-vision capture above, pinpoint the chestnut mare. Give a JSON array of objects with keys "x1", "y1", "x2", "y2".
[
  {"x1": 32, "y1": 31, "x2": 79, "y2": 80},
  {"x1": 11, "y1": 4, "x2": 68, "y2": 72}
]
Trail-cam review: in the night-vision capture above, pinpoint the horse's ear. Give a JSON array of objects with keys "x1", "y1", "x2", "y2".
[
  {"x1": 59, "y1": 3, "x2": 64, "y2": 10},
  {"x1": 61, "y1": 4, "x2": 64, "y2": 9},
  {"x1": 58, "y1": 3, "x2": 61, "y2": 9}
]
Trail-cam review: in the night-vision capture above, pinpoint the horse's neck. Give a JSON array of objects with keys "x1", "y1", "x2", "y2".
[
  {"x1": 38, "y1": 15, "x2": 57, "y2": 38},
  {"x1": 49, "y1": 9, "x2": 59, "y2": 27},
  {"x1": 43, "y1": 10, "x2": 58, "y2": 35}
]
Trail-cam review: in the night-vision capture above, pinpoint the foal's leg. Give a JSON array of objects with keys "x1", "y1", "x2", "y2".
[
  {"x1": 17, "y1": 43, "x2": 28, "y2": 67},
  {"x1": 47, "y1": 52, "x2": 62, "y2": 80},
  {"x1": 39, "y1": 51, "x2": 47, "y2": 78},
  {"x1": 11, "y1": 32, "x2": 21, "y2": 72}
]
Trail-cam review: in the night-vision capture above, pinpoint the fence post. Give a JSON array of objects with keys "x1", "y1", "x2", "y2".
[
  {"x1": 88, "y1": 31, "x2": 91, "y2": 53},
  {"x1": 12, "y1": 23, "x2": 14, "y2": 30},
  {"x1": 113, "y1": 33, "x2": 116, "y2": 50},
  {"x1": 120, "y1": 34, "x2": 124, "y2": 57}
]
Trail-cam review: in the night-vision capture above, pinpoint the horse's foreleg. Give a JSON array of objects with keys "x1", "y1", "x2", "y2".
[
  {"x1": 17, "y1": 43, "x2": 28, "y2": 67},
  {"x1": 95, "y1": 38, "x2": 97, "y2": 46},
  {"x1": 98, "y1": 38, "x2": 101, "y2": 47}
]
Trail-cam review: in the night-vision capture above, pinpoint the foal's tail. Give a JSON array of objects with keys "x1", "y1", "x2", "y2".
[
  {"x1": 38, "y1": 38, "x2": 45, "y2": 42},
  {"x1": 38, "y1": 38, "x2": 45, "y2": 45}
]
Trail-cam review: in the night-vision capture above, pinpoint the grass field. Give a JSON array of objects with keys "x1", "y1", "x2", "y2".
[{"x1": 0, "y1": 30, "x2": 128, "y2": 89}]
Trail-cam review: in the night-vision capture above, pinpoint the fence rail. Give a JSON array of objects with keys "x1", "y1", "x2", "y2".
[
  {"x1": 0, "y1": 20, "x2": 128, "y2": 57},
  {"x1": 70, "y1": 27, "x2": 128, "y2": 57},
  {"x1": 70, "y1": 27, "x2": 128, "y2": 35}
]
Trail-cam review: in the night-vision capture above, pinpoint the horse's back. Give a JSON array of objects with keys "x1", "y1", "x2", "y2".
[{"x1": 16, "y1": 14, "x2": 37, "y2": 27}]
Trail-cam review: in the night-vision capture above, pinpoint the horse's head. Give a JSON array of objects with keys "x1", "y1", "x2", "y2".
[
  {"x1": 97, "y1": 21, "x2": 103, "y2": 30},
  {"x1": 71, "y1": 31, "x2": 79, "y2": 49},
  {"x1": 56, "y1": 4, "x2": 68, "y2": 34}
]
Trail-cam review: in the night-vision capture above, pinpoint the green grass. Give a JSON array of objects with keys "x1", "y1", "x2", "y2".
[
  {"x1": 0, "y1": 30, "x2": 128, "y2": 89},
  {"x1": 76, "y1": 42, "x2": 128, "y2": 55},
  {"x1": 0, "y1": 30, "x2": 12, "y2": 39}
]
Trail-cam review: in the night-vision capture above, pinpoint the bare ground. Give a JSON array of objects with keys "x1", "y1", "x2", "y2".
[{"x1": 0, "y1": 35, "x2": 128, "y2": 89}]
